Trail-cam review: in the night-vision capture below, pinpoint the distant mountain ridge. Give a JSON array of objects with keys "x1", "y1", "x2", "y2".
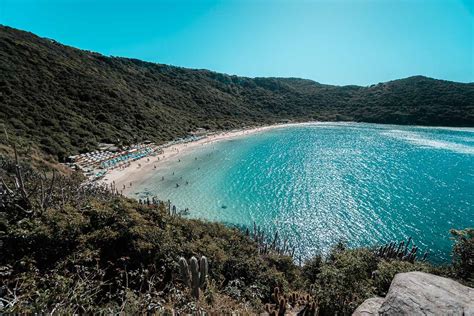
[{"x1": 0, "y1": 25, "x2": 473, "y2": 160}]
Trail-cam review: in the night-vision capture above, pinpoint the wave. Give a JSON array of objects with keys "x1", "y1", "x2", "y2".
[
  {"x1": 383, "y1": 130, "x2": 474, "y2": 155},
  {"x1": 413, "y1": 126, "x2": 474, "y2": 133}
]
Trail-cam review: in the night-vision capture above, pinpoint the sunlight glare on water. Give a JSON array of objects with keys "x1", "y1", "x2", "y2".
[{"x1": 132, "y1": 123, "x2": 474, "y2": 263}]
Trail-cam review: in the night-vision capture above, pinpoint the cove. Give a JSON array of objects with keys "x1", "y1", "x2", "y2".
[{"x1": 131, "y1": 123, "x2": 474, "y2": 263}]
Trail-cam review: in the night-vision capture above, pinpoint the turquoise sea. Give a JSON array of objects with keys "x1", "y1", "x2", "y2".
[{"x1": 132, "y1": 123, "x2": 474, "y2": 263}]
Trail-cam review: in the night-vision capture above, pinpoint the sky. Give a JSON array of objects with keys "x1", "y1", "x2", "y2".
[{"x1": 0, "y1": 0, "x2": 472, "y2": 86}]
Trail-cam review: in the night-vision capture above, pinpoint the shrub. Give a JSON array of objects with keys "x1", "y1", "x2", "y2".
[
  {"x1": 450, "y1": 228, "x2": 474, "y2": 286},
  {"x1": 311, "y1": 248, "x2": 377, "y2": 315},
  {"x1": 301, "y1": 254, "x2": 323, "y2": 284},
  {"x1": 1, "y1": 153, "x2": 473, "y2": 313}
]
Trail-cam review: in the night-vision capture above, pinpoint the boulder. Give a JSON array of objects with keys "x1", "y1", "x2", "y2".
[
  {"x1": 353, "y1": 297, "x2": 384, "y2": 316},
  {"x1": 379, "y1": 271, "x2": 474, "y2": 315}
]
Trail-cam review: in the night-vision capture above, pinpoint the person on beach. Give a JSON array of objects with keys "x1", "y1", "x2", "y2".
[
  {"x1": 130, "y1": 182, "x2": 132, "y2": 187},
  {"x1": 154, "y1": 165, "x2": 156, "y2": 169}
]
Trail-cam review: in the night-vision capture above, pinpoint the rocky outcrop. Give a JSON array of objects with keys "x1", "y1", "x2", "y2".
[
  {"x1": 353, "y1": 272, "x2": 474, "y2": 316},
  {"x1": 353, "y1": 297, "x2": 384, "y2": 316},
  {"x1": 380, "y1": 272, "x2": 473, "y2": 315}
]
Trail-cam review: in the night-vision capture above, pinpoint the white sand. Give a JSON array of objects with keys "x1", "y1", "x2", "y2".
[{"x1": 100, "y1": 122, "x2": 314, "y2": 194}]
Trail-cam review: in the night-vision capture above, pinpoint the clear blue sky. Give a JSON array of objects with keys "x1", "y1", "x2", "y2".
[{"x1": 0, "y1": 0, "x2": 472, "y2": 85}]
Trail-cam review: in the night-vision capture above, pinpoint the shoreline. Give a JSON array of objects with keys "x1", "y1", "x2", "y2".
[
  {"x1": 97, "y1": 120, "x2": 474, "y2": 195},
  {"x1": 99, "y1": 122, "x2": 315, "y2": 194}
]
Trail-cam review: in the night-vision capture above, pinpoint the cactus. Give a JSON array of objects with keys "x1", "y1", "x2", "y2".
[
  {"x1": 243, "y1": 223, "x2": 296, "y2": 259},
  {"x1": 272, "y1": 231, "x2": 279, "y2": 249},
  {"x1": 178, "y1": 255, "x2": 209, "y2": 299},
  {"x1": 301, "y1": 301, "x2": 319, "y2": 316},
  {"x1": 190, "y1": 257, "x2": 200, "y2": 299},
  {"x1": 178, "y1": 257, "x2": 190, "y2": 287},
  {"x1": 268, "y1": 287, "x2": 319, "y2": 316},
  {"x1": 375, "y1": 237, "x2": 427, "y2": 263},
  {"x1": 199, "y1": 256, "x2": 208, "y2": 289},
  {"x1": 278, "y1": 298, "x2": 286, "y2": 315},
  {"x1": 271, "y1": 286, "x2": 281, "y2": 303},
  {"x1": 265, "y1": 298, "x2": 286, "y2": 316}
]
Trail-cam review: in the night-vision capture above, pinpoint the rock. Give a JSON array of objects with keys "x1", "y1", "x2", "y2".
[
  {"x1": 379, "y1": 271, "x2": 474, "y2": 315},
  {"x1": 353, "y1": 297, "x2": 384, "y2": 315}
]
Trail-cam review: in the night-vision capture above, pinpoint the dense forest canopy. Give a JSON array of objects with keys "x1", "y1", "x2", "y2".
[{"x1": 0, "y1": 25, "x2": 473, "y2": 161}]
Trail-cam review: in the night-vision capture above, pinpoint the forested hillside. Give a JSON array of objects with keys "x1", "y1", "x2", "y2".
[
  {"x1": 0, "y1": 25, "x2": 473, "y2": 160},
  {"x1": 1, "y1": 25, "x2": 473, "y2": 314}
]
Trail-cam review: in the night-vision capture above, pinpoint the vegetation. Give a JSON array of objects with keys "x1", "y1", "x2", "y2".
[
  {"x1": 0, "y1": 153, "x2": 294, "y2": 313},
  {"x1": 0, "y1": 24, "x2": 472, "y2": 313},
  {"x1": 450, "y1": 228, "x2": 474, "y2": 286},
  {"x1": 1, "y1": 151, "x2": 472, "y2": 314},
  {"x1": 1, "y1": 25, "x2": 473, "y2": 161}
]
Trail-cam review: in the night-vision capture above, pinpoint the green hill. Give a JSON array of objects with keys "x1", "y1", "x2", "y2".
[
  {"x1": 0, "y1": 25, "x2": 473, "y2": 160},
  {"x1": 1, "y1": 25, "x2": 473, "y2": 314}
]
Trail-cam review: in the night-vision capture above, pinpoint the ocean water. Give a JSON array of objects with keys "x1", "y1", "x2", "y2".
[{"x1": 132, "y1": 123, "x2": 474, "y2": 263}]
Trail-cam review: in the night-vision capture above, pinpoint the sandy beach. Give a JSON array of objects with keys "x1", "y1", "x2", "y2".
[{"x1": 100, "y1": 122, "x2": 312, "y2": 194}]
